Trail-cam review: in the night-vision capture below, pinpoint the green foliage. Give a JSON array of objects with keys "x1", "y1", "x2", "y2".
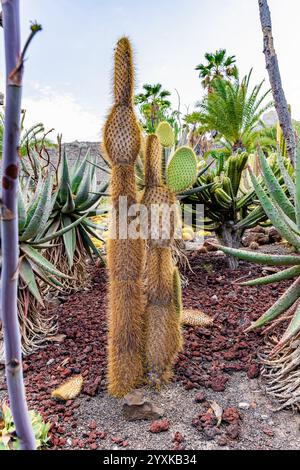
[
  {"x1": 36, "y1": 148, "x2": 109, "y2": 290},
  {"x1": 0, "y1": 108, "x2": 54, "y2": 159},
  {"x1": 181, "y1": 150, "x2": 267, "y2": 237},
  {"x1": 197, "y1": 70, "x2": 273, "y2": 152},
  {"x1": 18, "y1": 172, "x2": 71, "y2": 297},
  {"x1": 134, "y1": 83, "x2": 180, "y2": 137},
  {"x1": 217, "y1": 148, "x2": 300, "y2": 353},
  {"x1": 0, "y1": 402, "x2": 50, "y2": 450},
  {"x1": 195, "y1": 49, "x2": 238, "y2": 89}
]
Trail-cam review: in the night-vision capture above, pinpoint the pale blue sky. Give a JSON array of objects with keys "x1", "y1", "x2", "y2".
[{"x1": 1, "y1": 0, "x2": 299, "y2": 141}]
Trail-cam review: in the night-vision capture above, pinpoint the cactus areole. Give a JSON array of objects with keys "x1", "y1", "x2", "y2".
[{"x1": 1, "y1": 0, "x2": 41, "y2": 450}]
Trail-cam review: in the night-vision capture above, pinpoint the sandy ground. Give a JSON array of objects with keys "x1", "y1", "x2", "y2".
[{"x1": 53, "y1": 373, "x2": 300, "y2": 450}]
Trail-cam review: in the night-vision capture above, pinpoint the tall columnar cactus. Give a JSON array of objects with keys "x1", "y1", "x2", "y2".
[
  {"x1": 103, "y1": 37, "x2": 145, "y2": 397},
  {"x1": 1, "y1": 0, "x2": 41, "y2": 450},
  {"x1": 140, "y1": 134, "x2": 183, "y2": 386}
]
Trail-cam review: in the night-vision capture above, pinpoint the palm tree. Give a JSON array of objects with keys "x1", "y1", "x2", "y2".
[
  {"x1": 197, "y1": 70, "x2": 273, "y2": 152},
  {"x1": 134, "y1": 83, "x2": 172, "y2": 133},
  {"x1": 196, "y1": 49, "x2": 238, "y2": 91}
]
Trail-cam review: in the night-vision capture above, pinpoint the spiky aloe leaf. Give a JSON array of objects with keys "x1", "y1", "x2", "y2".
[
  {"x1": 276, "y1": 151, "x2": 295, "y2": 201},
  {"x1": 81, "y1": 220, "x2": 105, "y2": 242},
  {"x1": 249, "y1": 169, "x2": 300, "y2": 250},
  {"x1": 84, "y1": 219, "x2": 106, "y2": 231},
  {"x1": 20, "y1": 173, "x2": 53, "y2": 242},
  {"x1": 61, "y1": 184, "x2": 76, "y2": 214},
  {"x1": 31, "y1": 213, "x2": 86, "y2": 245},
  {"x1": 197, "y1": 160, "x2": 214, "y2": 178},
  {"x1": 74, "y1": 165, "x2": 93, "y2": 208},
  {"x1": 217, "y1": 245, "x2": 300, "y2": 266},
  {"x1": 19, "y1": 258, "x2": 44, "y2": 307},
  {"x1": 76, "y1": 181, "x2": 109, "y2": 211},
  {"x1": 272, "y1": 302, "x2": 300, "y2": 353},
  {"x1": 78, "y1": 225, "x2": 101, "y2": 258},
  {"x1": 18, "y1": 185, "x2": 27, "y2": 233},
  {"x1": 21, "y1": 244, "x2": 72, "y2": 279},
  {"x1": 71, "y1": 149, "x2": 90, "y2": 194},
  {"x1": 245, "y1": 279, "x2": 300, "y2": 331},
  {"x1": 240, "y1": 266, "x2": 300, "y2": 286},
  {"x1": 31, "y1": 262, "x2": 64, "y2": 290},
  {"x1": 25, "y1": 173, "x2": 43, "y2": 224},
  {"x1": 70, "y1": 146, "x2": 83, "y2": 177},
  {"x1": 179, "y1": 183, "x2": 214, "y2": 197},
  {"x1": 59, "y1": 149, "x2": 72, "y2": 202},
  {"x1": 87, "y1": 159, "x2": 111, "y2": 176},
  {"x1": 259, "y1": 152, "x2": 295, "y2": 222},
  {"x1": 61, "y1": 215, "x2": 76, "y2": 267}
]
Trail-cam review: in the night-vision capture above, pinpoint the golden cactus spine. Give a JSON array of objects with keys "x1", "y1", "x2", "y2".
[
  {"x1": 141, "y1": 135, "x2": 183, "y2": 388},
  {"x1": 103, "y1": 37, "x2": 145, "y2": 397}
]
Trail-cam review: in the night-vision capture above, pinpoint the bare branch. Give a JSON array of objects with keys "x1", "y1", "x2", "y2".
[{"x1": 258, "y1": 0, "x2": 296, "y2": 165}]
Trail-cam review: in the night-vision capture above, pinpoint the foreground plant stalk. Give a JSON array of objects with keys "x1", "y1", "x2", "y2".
[{"x1": 1, "y1": 0, "x2": 41, "y2": 450}]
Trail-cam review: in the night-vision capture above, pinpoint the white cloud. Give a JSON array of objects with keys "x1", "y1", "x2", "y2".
[{"x1": 22, "y1": 83, "x2": 102, "y2": 142}]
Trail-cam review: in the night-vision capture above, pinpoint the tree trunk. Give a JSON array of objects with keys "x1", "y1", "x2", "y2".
[
  {"x1": 216, "y1": 221, "x2": 240, "y2": 269},
  {"x1": 258, "y1": 0, "x2": 296, "y2": 166}
]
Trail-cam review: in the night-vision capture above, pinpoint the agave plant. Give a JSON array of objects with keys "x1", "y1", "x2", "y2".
[
  {"x1": 216, "y1": 148, "x2": 300, "y2": 410},
  {"x1": 33, "y1": 149, "x2": 109, "y2": 292}
]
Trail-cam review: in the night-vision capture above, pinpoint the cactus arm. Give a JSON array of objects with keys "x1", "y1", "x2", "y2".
[
  {"x1": 217, "y1": 245, "x2": 300, "y2": 266},
  {"x1": 240, "y1": 266, "x2": 300, "y2": 286},
  {"x1": 1, "y1": 1, "x2": 40, "y2": 450},
  {"x1": 245, "y1": 278, "x2": 300, "y2": 331},
  {"x1": 236, "y1": 205, "x2": 267, "y2": 230},
  {"x1": 259, "y1": 152, "x2": 295, "y2": 221},
  {"x1": 249, "y1": 169, "x2": 300, "y2": 250}
]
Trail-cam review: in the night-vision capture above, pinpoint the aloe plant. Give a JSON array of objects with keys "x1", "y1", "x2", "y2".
[
  {"x1": 13, "y1": 172, "x2": 74, "y2": 352},
  {"x1": 34, "y1": 149, "x2": 109, "y2": 291},
  {"x1": 215, "y1": 147, "x2": 300, "y2": 409},
  {"x1": 217, "y1": 148, "x2": 300, "y2": 349}
]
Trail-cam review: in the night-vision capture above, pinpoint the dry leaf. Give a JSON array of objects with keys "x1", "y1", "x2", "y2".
[
  {"x1": 46, "y1": 334, "x2": 66, "y2": 343},
  {"x1": 51, "y1": 375, "x2": 83, "y2": 401},
  {"x1": 208, "y1": 400, "x2": 223, "y2": 427},
  {"x1": 60, "y1": 358, "x2": 70, "y2": 367}
]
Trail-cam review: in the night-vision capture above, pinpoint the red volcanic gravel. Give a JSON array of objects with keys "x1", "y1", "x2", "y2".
[
  {"x1": 0, "y1": 252, "x2": 292, "y2": 449},
  {"x1": 149, "y1": 419, "x2": 170, "y2": 433},
  {"x1": 174, "y1": 253, "x2": 291, "y2": 394}
]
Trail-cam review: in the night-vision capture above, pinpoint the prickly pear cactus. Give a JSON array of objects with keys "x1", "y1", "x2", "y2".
[{"x1": 156, "y1": 121, "x2": 175, "y2": 148}]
